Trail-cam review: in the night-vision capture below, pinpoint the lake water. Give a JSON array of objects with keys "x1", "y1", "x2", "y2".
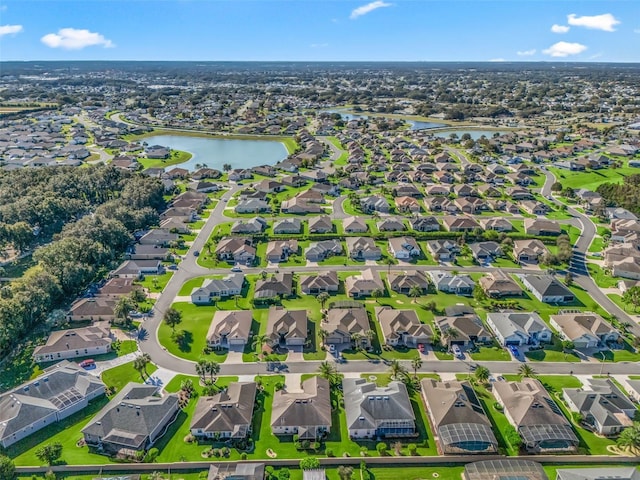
[
  {"x1": 430, "y1": 129, "x2": 504, "y2": 140},
  {"x1": 143, "y1": 135, "x2": 288, "y2": 172},
  {"x1": 323, "y1": 110, "x2": 445, "y2": 130}
]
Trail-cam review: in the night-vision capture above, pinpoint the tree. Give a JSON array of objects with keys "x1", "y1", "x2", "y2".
[
  {"x1": 383, "y1": 257, "x2": 394, "y2": 274},
  {"x1": 376, "y1": 441, "x2": 387, "y2": 455},
  {"x1": 163, "y1": 307, "x2": 182, "y2": 334},
  {"x1": 133, "y1": 354, "x2": 150, "y2": 381},
  {"x1": 473, "y1": 285, "x2": 487, "y2": 303},
  {"x1": 35, "y1": 442, "x2": 63, "y2": 466},
  {"x1": 205, "y1": 360, "x2": 220, "y2": 382},
  {"x1": 564, "y1": 272, "x2": 574, "y2": 286},
  {"x1": 114, "y1": 296, "x2": 134, "y2": 325},
  {"x1": 316, "y1": 291, "x2": 330, "y2": 310},
  {"x1": 252, "y1": 333, "x2": 270, "y2": 356},
  {"x1": 441, "y1": 327, "x2": 460, "y2": 346},
  {"x1": 180, "y1": 378, "x2": 195, "y2": 397},
  {"x1": 223, "y1": 163, "x2": 232, "y2": 172},
  {"x1": 318, "y1": 360, "x2": 338, "y2": 385},
  {"x1": 337, "y1": 466, "x2": 354, "y2": 480},
  {"x1": 518, "y1": 364, "x2": 536, "y2": 378},
  {"x1": 299, "y1": 457, "x2": 320, "y2": 470},
  {"x1": 196, "y1": 358, "x2": 207, "y2": 383},
  {"x1": 371, "y1": 289, "x2": 383, "y2": 304},
  {"x1": 0, "y1": 455, "x2": 16, "y2": 480},
  {"x1": 408, "y1": 285, "x2": 422, "y2": 303},
  {"x1": 319, "y1": 329, "x2": 329, "y2": 347},
  {"x1": 617, "y1": 423, "x2": 640, "y2": 453},
  {"x1": 474, "y1": 365, "x2": 490, "y2": 384},
  {"x1": 622, "y1": 286, "x2": 640, "y2": 312},
  {"x1": 561, "y1": 340, "x2": 575, "y2": 359},
  {"x1": 130, "y1": 288, "x2": 147, "y2": 305},
  {"x1": 411, "y1": 357, "x2": 422, "y2": 379},
  {"x1": 388, "y1": 359, "x2": 407, "y2": 381},
  {"x1": 233, "y1": 294, "x2": 242, "y2": 307}
]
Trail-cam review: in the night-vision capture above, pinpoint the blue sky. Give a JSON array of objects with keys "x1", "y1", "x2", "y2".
[{"x1": 0, "y1": 1, "x2": 638, "y2": 62}]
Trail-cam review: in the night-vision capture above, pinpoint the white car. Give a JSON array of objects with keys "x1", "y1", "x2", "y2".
[
  {"x1": 231, "y1": 265, "x2": 243, "y2": 272},
  {"x1": 452, "y1": 345, "x2": 463, "y2": 358},
  {"x1": 329, "y1": 344, "x2": 336, "y2": 354}
]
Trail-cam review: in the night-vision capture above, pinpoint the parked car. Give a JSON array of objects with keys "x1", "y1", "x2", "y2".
[
  {"x1": 193, "y1": 250, "x2": 200, "y2": 257},
  {"x1": 508, "y1": 345, "x2": 519, "y2": 357},
  {"x1": 452, "y1": 345, "x2": 463, "y2": 358},
  {"x1": 79, "y1": 359, "x2": 95, "y2": 369},
  {"x1": 329, "y1": 344, "x2": 336, "y2": 354},
  {"x1": 231, "y1": 264, "x2": 243, "y2": 272},
  {"x1": 417, "y1": 343, "x2": 425, "y2": 353}
]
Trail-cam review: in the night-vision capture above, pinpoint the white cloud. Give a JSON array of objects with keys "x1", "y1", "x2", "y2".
[
  {"x1": 489, "y1": 58, "x2": 505, "y2": 62},
  {"x1": 41, "y1": 28, "x2": 114, "y2": 50},
  {"x1": 0, "y1": 24, "x2": 23, "y2": 37},
  {"x1": 634, "y1": 28, "x2": 640, "y2": 34},
  {"x1": 551, "y1": 24, "x2": 570, "y2": 34},
  {"x1": 567, "y1": 13, "x2": 620, "y2": 32},
  {"x1": 517, "y1": 49, "x2": 537, "y2": 56},
  {"x1": 311, "y1": 43, "x2": 329, "y2": 48},
  {"x1": 350, "y1": 1, "x2": 393, "y2": 20},
  {"x1": 543, "y1": 41, "x2": 588, "y2": 57}
]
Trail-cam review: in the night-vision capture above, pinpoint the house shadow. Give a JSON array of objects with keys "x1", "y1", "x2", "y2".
[{"x1": 153, "y1": 408, "x2": 189, "y2": 456}]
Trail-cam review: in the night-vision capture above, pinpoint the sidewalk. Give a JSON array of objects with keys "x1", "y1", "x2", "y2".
[{"x1": 90, "y1": 351, "x2": 140, "y2": 376}]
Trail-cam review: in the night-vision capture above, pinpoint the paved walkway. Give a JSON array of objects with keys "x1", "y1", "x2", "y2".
[
  {"x1": 225, "y1": 350, "x2": 244, "y2": 364},
  {"x1": 90, "y1": 351, "x2": 140, "y2": 376},
  {"x1": 146, "y1": 367, "x2": 177, "y2": 390}
]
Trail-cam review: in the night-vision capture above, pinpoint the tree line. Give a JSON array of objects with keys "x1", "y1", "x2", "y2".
[
  {"x1": 0, "y1": 166, "x2": 165, "y2": 357},
  {"x1": 597, "y1": 174, "x2": 640, "y2": 216}
]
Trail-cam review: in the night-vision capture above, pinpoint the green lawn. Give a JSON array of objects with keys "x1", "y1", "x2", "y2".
[
  {"x1": 587, "y1": 263, "x2": 619, "y2": 288},
  {"x1": 137, "y1": 271, "x2": 174, "y2": 293},
  {"x1": 524, "y1": 337, "x2": 581, "y2": 363},
  {"x1": 588, "y1": 236, "x2": 605, "y2": 253},
  {"x1": 157, "y1": 302, "x2": 228, "y2": 363},
  {"x1": 469, "y1": 345, "x2": 511, "y2": 361},
  {"x1": 550, "y1": 165, "x2": 640, "y2": 191},
  {"x1": 138, "y1": 149, "x2": 192, "y2": 169},
  {"x1": 101, "y1": 359, "x2": 158, "y2": 392}
]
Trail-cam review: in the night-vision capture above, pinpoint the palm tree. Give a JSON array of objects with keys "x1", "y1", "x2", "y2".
[
  {"x1": 561, "y1": 340, "x2": 575, "y2": 359},
  {"x1": 441, "y1": 327, "x2": 460, "y2": 346},
  {"x1": 371, "y1": 288, "x2": 383, "y2": 304},
  {"x1": 408, "y1": 285, "x2": 422, "y2": 303},
  {"x1": 114, "y1": 296, "x2": 134, "y2": 325},
  {"x1": 319, "y1": 329, "x2": 329, "y2": 347},
  {"x1": 205, "y1": 360, "x2": 220, "y2": 383},
  {"x1": 383, "y1": 257, "x2": 394, "y2": 274},
  {"x1": 473, "y1": 365, "x2": 490, "y2": 385},
  {"x1": 518, "y1": 364, "x2": 536, "y2": 378},
  {"x1": 388, "y1": 359, "x2": 407, "y2": 381},
  {"x1": 195, "y1": 359, "x2": 207, "y2": 383},
  {"x1": 617, "y1": 423, "x2": 640, "y2": 453},
  {"x1": 139, "y1": 352, "x2": 151, "y2": 377},
  {"x1": 233, "y1": 294, "x2": 241, "y2": 308},
  {"x1": 411, "y1": 357, "x2": 423, "y2": 379},
  {"x1": 316, "y1": 292, "x2": 330, "y2": 310},
  {"x1": 317, "y1": 361, "x2": 338, "y2": 385},
  {"x1": 252, "y1": 334, "x2": 270, "y2": 356},
  {"x1": 223, "y1": 163, "x2": 232, "y2": 172},
  {"x1": 350, "y1": 332, "x2": 363, "y2": 351},
  {"x1": 133, "y1": 355, "x2": 149, "y2": 381}
]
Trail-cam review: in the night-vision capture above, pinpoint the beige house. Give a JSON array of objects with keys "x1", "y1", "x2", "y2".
[
  {"x1": 345, "y1": 268, "x2": 384, "y2": 298},
  {"x1": 207, "y1": 310, "x2": 253, "y2": 349},
  {"x1": 271, "y1": 376, "x2": 331, "y2": 440},
  {"x1": 375, "y1": 306, "x2": 432, "y2": 347},
  {"x1": 549, "y1": 312, "x2": 619, "y2": 349},
  {"x1": 324, "y1": 307, "x2": 371, "y2": 349},
  {"x1": 267, "y1": 306, "x2": 307, "y2": 347},
  {"x1": 33, "y1": 322, "x2": 113, "y2": 363}
]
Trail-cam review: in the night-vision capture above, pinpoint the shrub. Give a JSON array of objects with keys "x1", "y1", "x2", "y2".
[
  {"x1": 326, "y1": 447, "x2": 334, "y2": 457},
  {"x1": 408, "y1": 443, "x2": 417, "y2": 455},
  {"x1": 376, "y1": 441, "x2": 387, "y2": 455},
  {"x1": 300, "y1": 457, "x2": 321, "y2": 470},
  {"x1": 241, "y1": 452, "x2": 248, "y2": 460},
  {"x1": 143, "y1": 447, "x2": 159, "y2": 463}
]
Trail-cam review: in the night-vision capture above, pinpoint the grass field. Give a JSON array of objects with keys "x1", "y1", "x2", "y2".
[
  {"x1": 138, "y1": 149, "x2": 192, "y2": 169},
  {"x1": 550, "y1": 164, "x2": 640, "y2": 191}
]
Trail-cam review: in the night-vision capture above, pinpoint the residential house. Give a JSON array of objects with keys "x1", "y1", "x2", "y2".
[
  {"x1": 111, "y1": 259, "x2": 163, "y2": 278},
  {"x1": 387, "y1": 270, "x2": 430, "y2": 295},
  {"x1": 299, "y1": 271, "x2": 340, "y2": 295},
  {"x1": 281, "y1": 198, "x2": 324, "y2": 214},
  {"x1": 514, "y1": 239, "x2": 548, "y2": 264},
  {"x1": 388, "y1": 237, "x2": 421, "y2": 260},
  {"x1": 479, "y1": 271, "x2": 523, "y2": 298},
  {"x1": 267, "y1": 306, "x2": 307, "y2": 347},
  {"x1": 255, "y1": 179, "x2": 285, "y2": 193},
  {"x1": 308, "y1": 215, "x2": 334, "y2": 234},
  {"x1": 549, "y1": 313, "x2": 619, "y2": 349},
  {"x1": 254, "y1": 273, "x2": 294, "y2": 299},
  {"x1": 480, "y1": 218, "x2": 513, "y2": 232},
  {"x1": 486, "y1": 312, "x2": 552, "y2": 346},
  {"x1": 0, "y1": 361, "x2": 105, "y2": 448},
  {"x1": 96, "y1": 277, "x2": 139, "y2": 298},
  {"x1": 215, "y1": 237, "x2": 256, "y2": 265},
  {"x1": 139, "y1": 229, "x2": 179, "y2": 247},
  {"x1": 435, "y1": 315, "x2": 492, "y2": 348},
  {"x1": 492, "y1": 379, "x2": 578, "y2": 453},
  {"x1": 324, "y1": 307, "x2": 371, "y2": 350},
  {"x1": 189, "y1": 382, "x2": 257, "y2": 440},
  {"x1": 346, "y1": 269, "x2": 384, "y2": 298},
  {"x1": 67, "y1": 297, "x2": 117, "y2": 322},
  {"x1": 271, "y1": 376, "x2": 332, "y2": 440},
  {"x1": 375, "y1": 306, "x2": 432, "y2": 347},
  {"x1": 442, "y1": 216, "x2": 481, "y2": 232},
  {"x1": 33, "y1": 322, "x2": 113, "y2": 363},
  {"x1": 429, "y1": 271, "x2": 475, "y2": 296},
  {"x1": 563, "y1": 378, "x2": 635, "y2": 436},
  {"x1": 343, "y1": 378, "x2": 416, "y2": 439},
  {"x1": 266, "y1": 240, "x2": 299, "y2": 263},
  {"x1": 411, "y1": 216, "x2": 440, "y2": 232},
  {"x1": 346, "y1": 237, "x2": 382, "y2": 261},
  {"x1": 273, "y1": 218, "x2": 302, "y2": 234},
  {"x1": 469, "y1": 241, "x2": 502, "y2": 263},
  {"x1": 395, "y1": 196, "x2": 421, "y2": 213},
  {"x1": 343, "y1": 216, "x2": 368, "y2": 233},
  {"x1": 82, "y1": 383, "x2": 179, "y2": 455},
  {"x1": 207, "y1": 310, "x2": 253, "y2": 349},
  {"x1": 360, "y1": 196, "x2": 390, "y2": 213},
  {"x1": 304, "y1": 239, "x2": 342, "y2": 262},
  {"x1": 235, "y1": 199, "x2": 271, "y2": 214},
  {"x1": 426, "y1": 239, "x2": 460, "y2": 262},
  {"x1": 421, "y1": 379, "x2": 498, "y2": 454},
  {"x1": 519, "y1": 274, "x2": 575, "y2": 304},
  {"x1": 377, "y1": 218, "x2": 406, "y2": 232},
  {"x1": 129, "y1": 244, "x2": 169, "y2": 261},
  {"x1": 190, "y1": 274, "x2": 245, "y2": 305},
  {"x1": 524, "y1": 218, "x2": 561, "y2": 236},
  {"x1": 231, "y1": 217, "x2": 268, "y2": 235},
  {"x1": 556, "y1": 468, "x2": 640, "y2": 480}
]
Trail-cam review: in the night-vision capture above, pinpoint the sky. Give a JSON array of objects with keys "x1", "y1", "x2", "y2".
[{"x1": 0, "y1": 0, "x2": 639, "y2": 62}]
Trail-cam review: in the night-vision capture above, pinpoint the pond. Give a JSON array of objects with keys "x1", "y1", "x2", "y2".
[
  {"x1": 143, "y1": 135, "x2": 289, "y2": 171},
  {"x1": 430, "y1": 129, "x2": 505, "y2": 140},
  {"x1": 323, "y1": 110, "x2": 445, "y2": 130}
]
